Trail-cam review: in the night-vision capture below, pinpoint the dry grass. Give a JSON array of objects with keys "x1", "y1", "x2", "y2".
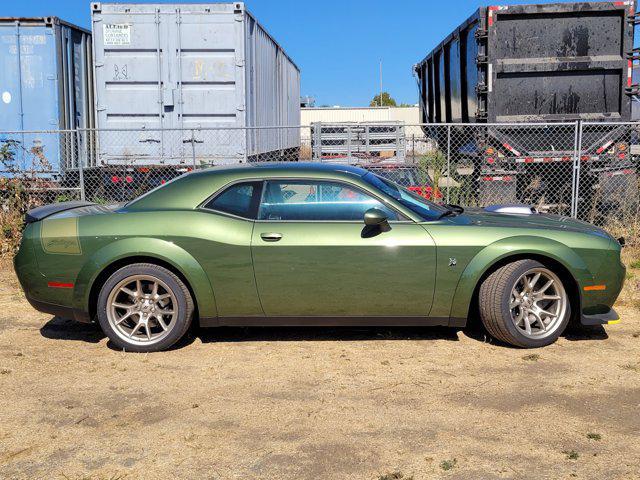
[{"x1": 618, "y1": 244, "x2": 640, "y2": 309}]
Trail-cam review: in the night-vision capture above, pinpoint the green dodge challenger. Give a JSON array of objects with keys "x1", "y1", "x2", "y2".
[{"x1": 14, "y1": 163, "x2": 625, "y2": 352}]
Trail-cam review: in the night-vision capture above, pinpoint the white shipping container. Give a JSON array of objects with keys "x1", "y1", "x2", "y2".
[{"x1": 91, "y1": 2, "x2": 300, "y2": 165}]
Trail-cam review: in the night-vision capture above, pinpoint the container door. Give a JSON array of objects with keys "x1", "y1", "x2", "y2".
[
  {"x1": 487, "y1": 2, "x2": 634, "y2": 122},
  {"x1": 176, "y1": 6, "x2": 244, "y2": 165},
  {"x1": 93, "y1": 7, "x2": 166, "y2": 164}
]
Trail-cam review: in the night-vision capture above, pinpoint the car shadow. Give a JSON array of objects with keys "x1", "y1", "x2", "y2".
[
  {"x1": 462, "y1": 316, "x2": 609, "y2": 347},
  {"x1": 40, "y1": 316, "x2": 608, "y2": 350},
  {"x1": 197, "y1": 325, "x2": 461, "y2": 343},
  {"x1": 562, "y1": 323, "x2": 609, "y2": 341},
  {"x1": 40, "y1": 316, "x2": 105, "y2": 344},
  {"x1": 39, "y1": 316, "x2": 198, "y2": 351}
]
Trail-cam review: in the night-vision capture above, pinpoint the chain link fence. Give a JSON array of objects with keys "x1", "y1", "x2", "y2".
[{"x1": 1, "y1": 122, "x2": 639, "y2": 229}]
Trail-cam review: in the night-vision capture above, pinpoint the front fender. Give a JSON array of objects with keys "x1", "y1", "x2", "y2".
[
  {"x1": 449, "y1": 236, "x2": 593, "y2": 320},
  {"x1": 71, "y1": 237, "x2": 217, "y2": 318}
]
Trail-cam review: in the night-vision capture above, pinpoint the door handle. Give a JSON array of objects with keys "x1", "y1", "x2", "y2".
[{"x1": 260, "y1": 232, "x2": 283, "y2": 242}]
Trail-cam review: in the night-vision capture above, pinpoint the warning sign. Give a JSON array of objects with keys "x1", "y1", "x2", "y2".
[{"x1": 103, "y1": 24, "x2": 131, "y2": 46}]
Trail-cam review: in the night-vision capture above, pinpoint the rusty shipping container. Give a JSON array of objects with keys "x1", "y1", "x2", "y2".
[
  {"x1": 413, "y1": 1, "x2": 637, "y2": 216},
  {"x1": 414, "y1": 1, "x2": 636, "y2": 123}
]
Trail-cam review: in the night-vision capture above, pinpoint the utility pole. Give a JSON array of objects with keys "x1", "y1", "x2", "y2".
[{"x1": 379, "y1": 59, "x2": 383, "y2": 107}]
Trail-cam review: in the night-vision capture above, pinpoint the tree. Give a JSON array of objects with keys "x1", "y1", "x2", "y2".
[{"x1": 370, "y1": 92, "x2": 397, "y2": 107}]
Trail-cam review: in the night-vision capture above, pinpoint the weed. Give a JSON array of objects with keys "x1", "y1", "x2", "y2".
[
  {"x1": 563, "y1": 450, "x2": 579, "y2": 460},
  {"x1": 586, "y1": 433, "x2": 602, "y2": 441},
  {"x1": 0, "y1": 368, "x2": 11, "y2": 375},
  {"x1": 620, "y1": 364, "x2": 639, "y2": 372},
  {"x1": 630, "y1": 259, "x2": 640, "y2": 269},
  {"x1": 522, "y1": 353, "x2": 540, "y2": 362},
  {"x1": 440, "y1": 459, "x2": 457, "y2": 471},
  {"x1": 378, "y1": 472, "x2": 412, "y2": 480}
]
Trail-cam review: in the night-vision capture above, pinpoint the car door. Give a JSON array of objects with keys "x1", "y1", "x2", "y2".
[{"x1": 250, "y1": 178, "x2": 437, "y2": 318}]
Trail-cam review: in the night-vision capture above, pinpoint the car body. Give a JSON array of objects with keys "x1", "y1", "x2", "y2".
[{"x1": 14, "y1": 163, "x2": 625, "y2": 351}]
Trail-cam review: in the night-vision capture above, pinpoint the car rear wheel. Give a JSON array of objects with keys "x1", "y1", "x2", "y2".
[
  {"x1": 97, "y1": 263, "x2": 194, "y2": 352},
  {"x1": 479, "y1": 259, "x2": 570, "y2": 348}
]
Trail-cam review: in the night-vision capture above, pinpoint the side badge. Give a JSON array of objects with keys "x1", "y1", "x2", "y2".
[{"x1": 449, "y1": 257, "x2": 457, "y2": 267}]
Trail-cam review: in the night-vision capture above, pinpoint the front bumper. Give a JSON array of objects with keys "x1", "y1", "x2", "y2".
[{"x1": 581, "y1": 307, "x2": 619, "y2": 326}]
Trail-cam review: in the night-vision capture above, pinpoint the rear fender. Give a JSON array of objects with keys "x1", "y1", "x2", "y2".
[
  {"x1": 449, "y1": 236, "x2": 592, "y2": 320},
  {"x1": 71, "y1": 237, "x2": 217, "y2": 318}
]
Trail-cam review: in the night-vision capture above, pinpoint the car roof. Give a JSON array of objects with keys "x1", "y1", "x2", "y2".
[
  {"x1": 198, "y1": 161, "x2": 369, "y2": 177},
  {"x1": 126, "y1": 162, "x2": 371, "y2": 211}
]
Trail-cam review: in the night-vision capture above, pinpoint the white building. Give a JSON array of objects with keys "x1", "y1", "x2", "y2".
[{"x1": 301, "y1": 106, "x2": 420, "y2": 131}]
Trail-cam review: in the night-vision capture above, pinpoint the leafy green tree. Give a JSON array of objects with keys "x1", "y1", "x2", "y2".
[{"x1": 370, "y1": 92, "x2": 397, "y2": 107}]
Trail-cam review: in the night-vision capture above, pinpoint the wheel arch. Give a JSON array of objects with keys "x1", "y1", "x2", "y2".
[
  {"x1": 72, "y1": 238, "x2": 217, "y2": 321},
  {"x1": 449, "y1": 236, "x2": 590, "y2": 323}
]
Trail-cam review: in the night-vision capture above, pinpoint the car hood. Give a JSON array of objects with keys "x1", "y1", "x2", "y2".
[{"x1": 450, "y1": 207, "x2": 611, "y2": 237}]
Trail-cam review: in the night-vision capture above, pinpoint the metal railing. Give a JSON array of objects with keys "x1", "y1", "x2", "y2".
[{"x1": 1, "y1": 121, "x2": 638, "y2": 226}]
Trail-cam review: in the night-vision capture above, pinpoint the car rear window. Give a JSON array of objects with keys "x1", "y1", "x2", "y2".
[{"x1": 203, "y1": 181, "x2": 262, "y2": 219}]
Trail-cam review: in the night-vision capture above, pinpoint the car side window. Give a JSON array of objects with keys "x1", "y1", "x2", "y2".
[
  {"x1": 258, "y1": 180, "x2": 400, "y2": 221},
  {"x1": 204, "y1": 181, "x2": 262, "y2": 219}
]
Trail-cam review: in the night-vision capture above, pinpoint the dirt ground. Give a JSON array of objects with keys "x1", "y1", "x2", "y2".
[{"x1": 0, "y1": 262, "x2": 639, "y2": 480}]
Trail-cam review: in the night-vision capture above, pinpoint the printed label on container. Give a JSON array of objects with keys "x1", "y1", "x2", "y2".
[{"x1": 103, "y1": 24, "x2": 131, "y2": 46}]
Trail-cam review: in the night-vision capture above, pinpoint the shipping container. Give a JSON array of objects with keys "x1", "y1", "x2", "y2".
[
  {"x1": 0, "y1": 17, "x2": 93, "y2": 173},
  {"x1": 91, "y1": 2, "x2": 300, "y2": 166},
  {"x1": 415, "y1": 1, "x2": 636, "y2": 124},
  {"x1": 413, "y1": 1, "x2": 638, "y2": 216}
]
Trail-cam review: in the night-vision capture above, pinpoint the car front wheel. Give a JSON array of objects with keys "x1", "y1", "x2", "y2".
[
  {"x1": 97, "y1": 263, "x2": 194, "y2": 352},
  {"x1": 479, "y1": 259, "x2": 570, "y2": 348}
]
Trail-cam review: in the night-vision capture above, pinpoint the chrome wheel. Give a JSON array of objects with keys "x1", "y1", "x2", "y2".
[
  {"x1": 106, "y1": 274, "x2": 178, "y2": 346},
  {"x1": 509, "y1": 268, "x2": 567, "y2": 339}
]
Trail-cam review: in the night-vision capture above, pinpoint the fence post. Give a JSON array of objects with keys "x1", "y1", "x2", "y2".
[
  {"x1": 313, "y1": 123, "x2": 321, "y2": 160},
  {"x1": 190, "y1": 129, "x2": 197, "y2": 168},
  {"x1": 571, "y1": 120, "x2": 583, "y2": 218},
  {"x1": 76, "y1": 129, "x2": 86, "y2": 201},
  {"x1": 346, "y1": 125, "x2": 352, "y2": 164},
  {"x1": 446, "y1": 124, "x2": 451, "y2": 204}
]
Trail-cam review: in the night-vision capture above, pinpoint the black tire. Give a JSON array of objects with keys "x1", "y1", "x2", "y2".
[
  {"x1": 478, "y1": 259, "x2": 571, "y2": 348},
  {"x1": 97, "y1": 263, "x2": 194, "y2": 352}
]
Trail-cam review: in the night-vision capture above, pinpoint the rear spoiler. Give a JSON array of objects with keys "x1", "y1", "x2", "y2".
[{"x1": 25, "y1": 201, "x2": 97, "y2": 224}]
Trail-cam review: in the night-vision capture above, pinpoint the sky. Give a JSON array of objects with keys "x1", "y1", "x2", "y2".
[{"x1": 3, "y1": 0, "x2": 626, "y2": 106}]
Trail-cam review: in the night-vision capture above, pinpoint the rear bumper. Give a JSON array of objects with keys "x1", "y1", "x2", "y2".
[
  {"x1": 581, "y1": 307, "x2": 619, "y2": 326},
  {"x1": 25, "y1": 295, "x2": 91, "y2": 323}
]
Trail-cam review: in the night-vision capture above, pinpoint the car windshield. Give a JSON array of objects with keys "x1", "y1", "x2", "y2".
[{"x1": 363, "y1": 172, "x2": 446, "y2": 221}]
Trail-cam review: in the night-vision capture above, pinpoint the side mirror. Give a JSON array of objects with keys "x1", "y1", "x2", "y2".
[{"x1": 364, "y1": 208, "x2": 388, "y2": 226}]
